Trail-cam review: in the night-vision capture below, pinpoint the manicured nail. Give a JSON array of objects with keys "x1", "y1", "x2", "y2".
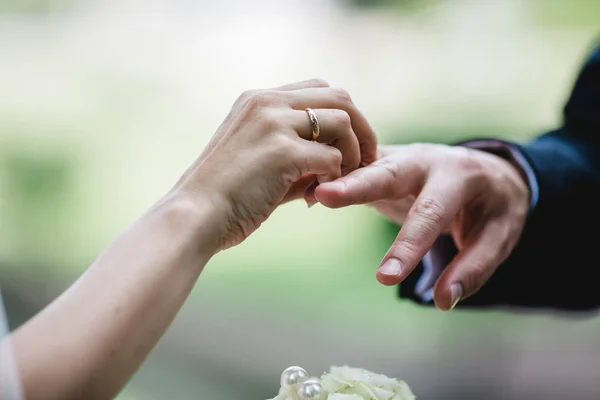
[
  {"x1": 379, "y1": 258, "x2": 402, "y2": 276},
  {"x1": 449, "y1": 283, "x2": 463, "y2": 310}
]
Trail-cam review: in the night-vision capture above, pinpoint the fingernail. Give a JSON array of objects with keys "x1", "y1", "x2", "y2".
[
  {"x1": 449, "y1": 283, "x2": 463, "y2": 310},
  {"x1": 306, "y1": 198, "x2": 317, "y2": 208},
  {"x1": 379, "y1": 258, "x2": 402, "y2": 276}
]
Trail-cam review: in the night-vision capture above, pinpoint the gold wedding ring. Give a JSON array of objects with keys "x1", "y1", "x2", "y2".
[{"x1": 305, "y1": 108, "x2": 320, "y2": 142}]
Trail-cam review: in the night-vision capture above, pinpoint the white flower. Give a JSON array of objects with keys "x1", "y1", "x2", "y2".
[
  {"x1": 320, "y1": 366, "x2": 416, "y2": 400},
  {"x1": 267, "y1": 366, "x2": 416, "y2": 400}
]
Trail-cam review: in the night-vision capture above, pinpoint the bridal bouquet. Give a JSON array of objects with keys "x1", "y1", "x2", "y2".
[{"x1": 268, "y1": 365, "x2": 416, "y2": 400}]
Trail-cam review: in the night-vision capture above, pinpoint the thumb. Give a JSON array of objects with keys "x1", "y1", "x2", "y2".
[{"x1": 315, "y1": 159, "x2": 419, "y2": 208}]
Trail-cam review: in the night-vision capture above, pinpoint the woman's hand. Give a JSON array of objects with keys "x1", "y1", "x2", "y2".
[
  {"x1": 2, "y1": 79, "x2": 376, "y2": 400},
  {"x1": 173, "y1": 79, "x2": 377, "y2": 250},
  {"x1": 316, "y1": 143, "x2": 530, "y2": 310},
  {"x1": 4, "y1": 79, "x2": 376, "y2": 400}
]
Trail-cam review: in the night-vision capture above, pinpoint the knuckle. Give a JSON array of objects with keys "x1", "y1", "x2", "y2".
[
  {"x1": 330, "y1": 87, "x2": 353, "y2": 105},
  {"x1": 233, "y1": 89, "x2": 258, "y2": 109},
  {"x1": 239, "y1": 89, "x2": 258, "y2": 102},
  {"x1": 455, "y1": 147, "x2": 484, "y2": 171},
  {"x1": 328, "y1": 146, "x2": 343, "y2": 164},
  {"x1": 308, "y1": 78, "x2": 329, "y2": 87},
  {"x1": 330, "y1": 109, "x2": 351, "y2": 128},
  {"x1": 258, "y1": 108, "x2": 285, "y2": 131},
  {"x1": 412, "y1": 197, "x2": 445, "y2": 225},
  {"x1": 372, "y1": 160, "x2": 401, "y2": 195},
  {"x1": 400, "y1": 218, "x2": 439, "y2": 255},
  {"x1": 373, "y1": 160, "x2": 399, "y2": 181},
  {"x1": 395, "y1": 236, "x2": 420, "y2": 259},
  {"x1": 247, "y1": 90, "x2": 280, "y2": 109},
  {"x1": 273, "y1": 135, "x2": 297, "y2": 156}
]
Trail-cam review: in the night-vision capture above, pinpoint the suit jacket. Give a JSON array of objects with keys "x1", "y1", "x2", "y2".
[{"x1": 400, "y1": 44, "x2": 600, "y2": 311}]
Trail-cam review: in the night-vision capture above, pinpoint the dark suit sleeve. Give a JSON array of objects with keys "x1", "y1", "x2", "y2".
[{"x1": 399, "y1": 45, "x2": 600, "y2": 311}]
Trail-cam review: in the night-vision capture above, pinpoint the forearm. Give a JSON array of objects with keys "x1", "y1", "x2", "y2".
[
  {"x1": 9, "y1": 192, "x2": 219, "y2": 399},
  {"x1": 0, "y1": 78, "x2": 361, "y2": 398}
]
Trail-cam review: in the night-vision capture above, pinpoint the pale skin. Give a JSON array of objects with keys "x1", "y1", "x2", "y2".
[
  {"x1": 0, "y1": 79, "x2": 377, "y2": 400},
  {"x1": 316, "y1": 143, "x2": 530, "y2": 311}
]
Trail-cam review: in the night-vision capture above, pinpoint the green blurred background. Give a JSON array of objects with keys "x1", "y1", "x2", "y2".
[{"x1": 1, "y1": 0, "x2": 599, "y2": 398}]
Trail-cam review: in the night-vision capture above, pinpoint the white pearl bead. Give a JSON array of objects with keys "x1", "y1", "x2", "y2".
[
  {"x1": 296, "y1": 379, "x2": 325, "y2": 399},
  {"x1": 280, "y1": 366, "x2": 309, "y2": 388}
]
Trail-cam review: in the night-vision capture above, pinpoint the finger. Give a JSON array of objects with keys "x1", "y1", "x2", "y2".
[
  {"x1": 314, "y1": 156, "x2": 424, "y2": 208},
  {"x1": 280, "y1": 174, "x2": 317, "y2": 204},
  {"x1": 288, "y1": 108, "x2": 360, "y2": 174},
  {"x1": 273, "y1": 78, "x2": 329, "y2": 91},
  {"x1": 284, "y1": 87, "x2": 378, "y2": 166},
  {"x1": 376, "y1": 178, "x2": 467, "y2": 286},
  {"x1": 293, "y1": 140, "x2": 343, "y2": 184},
  {"x1": 303, "y1": 180, "x2": 320, "y2": 207},
  {"x1": 175, "y1": 80, "x2": 330, "y2": 190},
  {"x1": 433, "y1": 220, "x2": 515, "y2": 311},
  {"x1": 232, "y1": 79, "x2": 330, "y2": 122},
  {"x1": 234, "y1": 80, "x2": 330, "y2": 109}
]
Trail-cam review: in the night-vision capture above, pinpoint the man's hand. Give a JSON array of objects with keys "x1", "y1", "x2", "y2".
[{"x1": 315, "y1": 143, "x2": 530, "y2": 311}]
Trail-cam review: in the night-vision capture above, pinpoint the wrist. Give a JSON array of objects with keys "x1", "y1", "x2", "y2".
[
  {"x1": 458, "y1": 139, "x2": 537, "y2": 212},
  {"x1": 152, "y1": 189, "x2": 224, "y2": 259},
  {"x1": 477, "y1": 149, "x2": 530, "y2": 210}
]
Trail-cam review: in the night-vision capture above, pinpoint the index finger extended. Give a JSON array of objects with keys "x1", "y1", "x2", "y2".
[{"x1": 377, "y1": 178, "x2": 466, "y2": 286}]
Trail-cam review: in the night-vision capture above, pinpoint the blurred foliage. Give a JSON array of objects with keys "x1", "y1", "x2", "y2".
[
  {"x1": 0, "y1": 0, "x2": 72, "y2": 13},
  {"x1": 4, "y1": 153, "x2": 71, "y2": 204},
  {"x1": 345, "y1": 0, "x2": 600, "y2": 30},
  {"x1": 0, "y1": 145, "x2": 76, "y2": 266},
  {"x1": 529, "y1": 0, "x2": 600, "y2": 28}
]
